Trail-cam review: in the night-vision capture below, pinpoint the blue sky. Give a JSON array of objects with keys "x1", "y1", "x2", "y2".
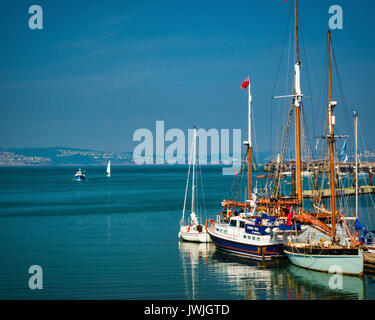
[{"x1": 0, "y1": 0, "x2": 374, "y2": 153}]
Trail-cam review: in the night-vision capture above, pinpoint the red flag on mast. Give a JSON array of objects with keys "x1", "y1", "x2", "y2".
[{"x1": 241, "y1": 77, "x2": 249, "y2": 89}]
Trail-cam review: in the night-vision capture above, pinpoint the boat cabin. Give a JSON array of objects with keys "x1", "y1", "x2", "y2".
[{"x1": 227, "y1": 215, "x2": 301, "y2": 236}]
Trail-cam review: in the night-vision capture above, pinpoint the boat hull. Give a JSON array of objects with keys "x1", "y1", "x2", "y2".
[
  {"x1": 74, "y1": 176, "x2": 85, "y2": 181},
  {"x1": 208, "y1": 229, "x2": 284, "y2": 260},
  {"x1": 284, "y1": 245, "x2": 363, "y2": 276},
  {"x1": 180, "y1": 231, "x2": 209, "y2": 243},
  {"x1": 179, "y1": 225, "x2": 210, "y2": 243}
]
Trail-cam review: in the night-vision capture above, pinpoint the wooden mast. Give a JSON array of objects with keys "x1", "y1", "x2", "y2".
[
  {"x1": 294, "y1": 0, "x2": 303, "y2": 211},
  {"x1": 328, "y1": 30, "x2": 337, "y2": 241}
]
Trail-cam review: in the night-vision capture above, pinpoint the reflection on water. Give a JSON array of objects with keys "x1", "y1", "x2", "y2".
[
  {"x1": 179, "y1": 241, "x2": 214, "y2": 300},
  {"x1": 1, "y1": 166, "x2": 373, "y2": 299},
  {"x1": 286, "y1": 264, "x2": 364, "y2": 300},
  {"x1": 178, "y1": 241, "x2": 366, "y2": 300},
  {"x1": 210, "y1": 253, "x2": 288, "y2": 300}
]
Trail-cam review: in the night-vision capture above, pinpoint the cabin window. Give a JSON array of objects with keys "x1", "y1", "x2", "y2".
[
  {"x1": 216, "y1": 228, "x2": 219, "y2": 232},
  {"x1": 224, "y1": 230, "x2": 227, "y2": 235},
  {"x1": 230, "y1": 220, "x2": 237, "y2": 227},
  {"x1": 248, "y1": 236, "x2": 251, "y2": 239},
  {"x1": 243, "y1": 235, "x2": 246, "y2": 239},
  {"x1": 252, "y1": 236, "x2": 255, "y2": 240},
  {"x1": 257, "y1": 237, "x2": 260, "y2": 241},
  {"x1": 239, "y1": 221, "x2": 245, "y2": 228}
]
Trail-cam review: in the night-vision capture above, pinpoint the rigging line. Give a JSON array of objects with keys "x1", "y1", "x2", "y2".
[
  {"x1": 275, "y1": 14, "x2": 294, "y2": 164},
  {"x1": 251, "y1": 97, "x2": 259, "y2": 168},
  {"x1": 276, "y1": 10, "x2": 294, "y2": 159},
  {"x1": 228, "y1": 147, "x2": 247, "y2": 200},
  {"x1": 357, "y1": 117, "x2": 375, "y2": 222},
  {"x1": 279, "y1": 16, "x2": 294, "y2": 157},
  {"x1": 331, "y1": 40, "x2": 353, "y2": 141},
  {"x1": 316, "y1": 41, "x2": 329, "y2": 160},
  {"x1": 181, "y1": 138, "x2": 194, "y2": 226},
  {"x1": 298, "y1": 5, "x2": 316, "y2": 160},
  {"x1": 358, "y1": 118, "x2": 375, "y2": 219},
  {"x1": 228, "y1": 162, "x2": 239, "y2": 200},
  {"x1": 198, "y1": 161, "x2": 207, "y2": 222},
  {"x1": 300, "y1": 104, "x2": 314, "y2": 161},
  {"x1": 358, "y1": 118, "x2": 368, "y2": 159},
  {"x1": 276, "y1": 79, "x2": 294, "y2": 162},
  {"x1": 232, "y1": 152, "x2": 247, "y2": 203},
  {"x1": 228, "y1": 165, "x2": 238, "y2": 200},
  {"x1": 228, "y1": 152, "x2": 247, "y2": 201},
  {"x1": 270, "y1": 101, "x2": 273, "y2": 161},
  {"x1": 301, "y1": 113, "x2": 315, "y2": 193},
  {"x1": 319, "y1": 139, "x2": 329, "y2": 193},
  {"x1": 274, "y1": 102, "x2": 294, "y2": 196},
  {"x1": 319, "y1": 88, "x2": 329, "y2": 168},
  {"x1": 274, "y1": 58, "x2": 294, "y2": 172}
]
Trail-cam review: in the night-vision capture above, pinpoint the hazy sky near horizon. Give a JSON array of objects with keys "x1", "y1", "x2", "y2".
[{"x1": 1, "y1": 0, "x2": 374, "y2": 153}]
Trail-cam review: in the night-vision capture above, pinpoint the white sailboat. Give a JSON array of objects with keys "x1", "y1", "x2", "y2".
[
  {"x1": 284, "y1": 20, "x2": 363, "y2": 276},
  {"x1": 178, "y1": 127, "x2": 209, "y2": 243},
  {"x1": 106, "y1": 160, "x2": 111, "y2": 177}
]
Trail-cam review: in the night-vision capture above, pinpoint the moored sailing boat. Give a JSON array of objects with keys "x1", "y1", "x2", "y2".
[
  {"x1": 284, "y1": 29, "x2": 363, "y2": 276},
  {"x1": 179, "y1": 127, "x2": 209, "y2": 243},
  {"x1": 208, "y1": 76, "x2": 305, "y2": 260}
]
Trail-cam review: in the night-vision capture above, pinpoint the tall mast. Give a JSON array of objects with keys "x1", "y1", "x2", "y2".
[
  {"x1": 354, "y1": 111, "x2": 359, "y2": 218},
  {"x1": 328, "y1": 30, "x2": 337, "y2": 241},
  {"x1": 248, "y1": 76, "x2": 252, "y2": 202},
  {"x1": 181, "y1": 127, "x2": 195, "y2": 226},
  {"x1": 191, "y1": 127, "x2": 197, "y2": 214},
  {"x1": 294, "y1": 0, "x2": 303, "y2": 211}
]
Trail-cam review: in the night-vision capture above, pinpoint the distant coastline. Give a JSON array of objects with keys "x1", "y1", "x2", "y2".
[
  {"x1": 1, "y1": 147, "x2": 373, "y2": 166},
  {"x1": 0, "y1": 147, "x2": 133, "y2": 166},
  {"x1": 0, "y1": 147, "x2": 246, "y2": 166}
]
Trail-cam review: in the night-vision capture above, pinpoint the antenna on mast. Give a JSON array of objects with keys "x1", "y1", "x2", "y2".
[{"x1": 294, "y1": 0, "x2": 303, "y2": 211}]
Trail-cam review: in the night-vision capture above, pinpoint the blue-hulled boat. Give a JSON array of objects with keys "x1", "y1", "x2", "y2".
[
  {"x1": 74, "y1": 168, "x2": 86, "y2": 181},
  {"x1": 208, "y1": 215, "x2": 305, "y2": 260},
  {"x1": 207, "y1": 55, "x2": 307, "y2": 259}
]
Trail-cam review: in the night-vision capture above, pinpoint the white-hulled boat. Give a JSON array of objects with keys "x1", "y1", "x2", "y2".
[
  {"x1": 178, "y1": 127, "x2": 209, "y2": 243},
  {"x1": 284, "y1": 6, "x2": 363, "y2": 276},
  {"x1": 74, "y1": 168, "x2": 86, "y2": 181},
  {"x1": 179, "y1": 212, "x2": 209, "y2": 243},
  {"x1": 106, "y1": 160, "x2": 111, "y2": 177}
]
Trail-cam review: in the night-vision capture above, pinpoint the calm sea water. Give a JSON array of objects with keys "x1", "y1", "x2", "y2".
[{"x1": 0, "y1": 166, "x2": 374, "y2": 300}]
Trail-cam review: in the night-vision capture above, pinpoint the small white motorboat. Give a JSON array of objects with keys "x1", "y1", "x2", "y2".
[{"x1": 74, "y1": 168, "x2": 86, "y2": 181}]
